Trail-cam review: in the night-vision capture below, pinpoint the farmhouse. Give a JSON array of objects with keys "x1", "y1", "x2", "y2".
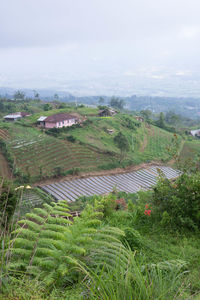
[
  {"x1": 3, "y1": 112, "x2": 30, "y2": 121},
  {"x1": 190, "y1": 129, "x2": 200, "y2": 137},
  {"x1": 37, "y1": 113, "x2": 78, "y2": 129}
]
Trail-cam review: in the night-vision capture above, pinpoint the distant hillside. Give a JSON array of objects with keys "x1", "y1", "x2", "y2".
[{"x1": 1, "y1": 87, "x2": 200, "y2": 118}]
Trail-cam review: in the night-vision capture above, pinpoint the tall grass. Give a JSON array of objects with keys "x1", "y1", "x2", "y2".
[{"x1": 79, "y1": 250, "x2": 189, "y2": 300}]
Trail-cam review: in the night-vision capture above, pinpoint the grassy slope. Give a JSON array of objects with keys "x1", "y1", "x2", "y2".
[
  {"x1": 0, "y1": 107, "x2": 182, "y2": 180},
  {"x1": 1, "y1": 123, "x2": 114, "y2": 180},
  {"x1": 180, "y1": 140, "x2": 200, "y2": 162}
]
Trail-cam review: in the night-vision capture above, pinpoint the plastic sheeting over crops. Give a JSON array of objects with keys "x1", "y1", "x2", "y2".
[{"x1": 40, "y1": 166, "x2": 181, "y2": 202}]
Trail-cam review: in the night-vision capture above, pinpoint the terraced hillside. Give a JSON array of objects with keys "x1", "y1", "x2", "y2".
[
  {"x1": 47, "y1": 113, "x2": 181, "y2": 164},
  {"x1": 0, "y1": 109, "x2": 182, "y2": 181},
  {"x1": 0, "y1": 128, "x2": 9, "y2": 140},
  {"x1": 40, "y1": 166, "x2": 181, "y2": 202},
  {"x1": 3, "y1": 124, "x2": 115, "y2": 180}
]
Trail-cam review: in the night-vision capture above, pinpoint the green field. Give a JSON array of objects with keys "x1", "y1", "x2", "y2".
[{"x1": 1, "y1": 124, "x2": 115, "y2": 181}]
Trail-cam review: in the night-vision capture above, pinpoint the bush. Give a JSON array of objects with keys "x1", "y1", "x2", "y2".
[
  {"x1": 151, "y1": 173, "x2": 200, "y2": 231},
  {"x1": 66, "y1": 135, "x2": 76, "y2": 143}
]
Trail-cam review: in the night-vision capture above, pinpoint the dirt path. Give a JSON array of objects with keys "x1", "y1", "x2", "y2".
[
  {"x1": 0, "y1": 151, "x2": 12, "y2": 179},
  {"x1": 36, "y1": 160, "x2": 165, "y2": 187}
]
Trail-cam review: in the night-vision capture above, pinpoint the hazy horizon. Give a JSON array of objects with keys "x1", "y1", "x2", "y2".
[{"x1": 1, "y1": 0, "x2": 200, "y2": 97}]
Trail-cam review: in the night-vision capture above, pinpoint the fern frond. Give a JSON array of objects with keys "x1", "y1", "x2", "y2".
[
  {"x1": 84, "y1": 219, "x2": 101, "y2": 227},
  {"x1": 35, "y1": 247, "x2": 57, "y2": 257},
  {"x1": 37, "y1": 259, "x2": 58, "y2": 270},
  {"x1": 47, "y1": 216, "x2": 72, "y2": 225},
  {"x1": 43, "y1": 271, "x2": 55, "y2": 286},
  {"x1": 64, "y1": 244, "x2": 86, "y2": 255},
  {"x1": 25, "y1": 213, "x2": 45, "y2": 224},
  {"x1": 12, "y1": 238, "x2": 35, "y2": 249},
  {"x1": 100, "y1": 227, "x2": 126, "y2": 237},
  {"x1": 93, "y1": 233, "x2": 123, "y2": 244},
  {"x1": 43, "y1": 223, "x2": 70, "y2": 233},
  {"x1": 18, "y1": 220, "x2": 41, "y2": 232},
  {"x1": 52, "y1": 206, "x2": 70, "y2": 213},
  {"x1": 13, "y1": 228, "x2": 38, "y2": 239},
  {"x1": 74, "y1": 236, "x2": 93, "y2": 244},
  {"x1": 51, "y1": 210, "x2": 71, "y2": 217},
  {"x1": 43, "y1": 203, "x2": 54, "y2": 212},
  {"x1": 33, "y1": 207, "x2": 49, "y2": 216},
  {"x1": 40, "y1": 230, "x2": 65, "y2": 240},
  {"x1": 7, "y1": 261, "x2": 27, "y2": 270},
  {"x1": 37, "y1": 238, "x2": 66, "y2": 251},
  {"x1": 81, "y1": 228, "x2": 97, "y2": 234},
  {"x1": 10, "y1": 247, "x2": 32, "y2": 258}
]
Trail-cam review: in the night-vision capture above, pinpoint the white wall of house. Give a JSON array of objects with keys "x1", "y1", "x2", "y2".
[{"x1": 56, "y1": 119, "x2": 76, "y2": 128}]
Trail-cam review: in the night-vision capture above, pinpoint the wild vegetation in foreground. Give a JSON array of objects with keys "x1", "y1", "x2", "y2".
[{"x1": 0, "y1": 168, "x2": 200, "y2": 299}]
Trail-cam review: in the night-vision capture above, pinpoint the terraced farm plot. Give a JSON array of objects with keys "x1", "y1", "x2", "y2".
[
  {"x1": 40, "y1": 166, "x2": 181, "y2": 202},
  {"x1": 141, "y1": 127, "x2": 181, "y2": 161},
  {"x1": 179, "y1": 141, "x2": 200, "y2": 162},
  {"x1": 0, "y1": 128, "x2": 9, "y2": 140},
  {"x1": 6, "y1": 126, "x2": 115, "y2": 179},
  {"x1": 0, "y1": 151, "x2": 11, "y2": 178}
]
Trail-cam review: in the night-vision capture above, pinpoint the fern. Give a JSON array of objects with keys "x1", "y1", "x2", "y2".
[{"x1": 7, "y1": 200, "x2": 129, "y2": 288}]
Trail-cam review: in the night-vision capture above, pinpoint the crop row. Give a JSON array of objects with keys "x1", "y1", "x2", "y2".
[
  {"x1": 41, "y1": 166, "x2": 181, "y2": 202},
  {"x1": 0, "y1": 129, "x2": 9, "y2": 140}
]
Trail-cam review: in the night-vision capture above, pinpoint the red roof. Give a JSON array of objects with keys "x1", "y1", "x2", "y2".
[{"x1": 45, "y1": 113, "x2": 77, "y2": 123}]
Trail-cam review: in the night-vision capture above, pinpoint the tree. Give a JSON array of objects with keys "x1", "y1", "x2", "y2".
[
  {"x1": 156, "y1": 112, "x2": 165, "y2": 129},
  {"x1": 33, "y1": 90, "x2": 40, "y2": 101},
  {"x1": 140, "y1": 110, "x2": 152, "y2": 121},
  {"x1": 110, "y1": 97, "x2": 125, "y2": 110},
  {"x1": 54, "y1": 93, "x2": 59, "y2": 101},
  {"x1": 165, "y1": 111, "x2": 180, "y2": 128},
  {"x1": 114, "y1": 131, "x2": 130, "y2": 163},
  {"x1": 43, "y1": 103, "x2": 52, "y2": 111},
  {"x1": 13, "y1": 90, "x2": 25, "y2": 101},
  {"x1": 98, "y1": 97, "x2": 105, "y2": 105}
]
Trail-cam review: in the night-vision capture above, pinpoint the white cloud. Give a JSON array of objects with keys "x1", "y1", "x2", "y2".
[{"x1": 179, "y1": 26, "x2": 200, "y2": 39}]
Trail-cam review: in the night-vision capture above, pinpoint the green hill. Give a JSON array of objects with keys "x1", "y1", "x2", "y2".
[{"x1": 0, "y1": 108, "x2": 182, "y2": 182}]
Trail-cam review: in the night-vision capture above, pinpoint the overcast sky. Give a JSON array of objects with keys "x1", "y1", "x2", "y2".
[{"x1": 1, "y1": 0, "x2": 200, "y2": 95}]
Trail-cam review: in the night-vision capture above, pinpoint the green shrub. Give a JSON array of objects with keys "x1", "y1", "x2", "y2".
[
  {"x1": 151, "y1": 173, "x2": 200, "y2": 231},
  {"x1": 66, "y1": 135, "x2": 76, "y2": 143}
]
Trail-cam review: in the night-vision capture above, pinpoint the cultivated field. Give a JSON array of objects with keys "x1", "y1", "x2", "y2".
[
  {"x1": 5, "y1": 125, "x2": 115, "y2": 180},
  {"x1": 0, "y1": 112, "x2": 182, "y2": 181},
  {"x1": 0, "y1": 128, "x2": 9, "y2": 140},
  {"x1": 40, "y1": 166, "x2": 181, "y2": 202}
]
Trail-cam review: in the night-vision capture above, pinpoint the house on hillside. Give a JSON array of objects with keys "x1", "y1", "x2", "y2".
[
  {"x1": 3, "y1": 112, "x2": 31, "y2": 121},
  {"x1": 98, "y1": 108, "x2": 118, "y2": 117},
  {"x1": 135, "y1": 116, "x2": 144, "y2": 122},
  {"x1": 190, "y1": 129, "x2": 200, "y2": 137},
  {"x1": 37, "y1": 113, "x2": 79, "y2": 129}
]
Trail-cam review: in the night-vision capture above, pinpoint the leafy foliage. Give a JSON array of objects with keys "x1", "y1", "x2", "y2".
[
  {"x1": 7, "y1": 200, "x2": 128, "y2": 288},
  {"x1": 114, "y1": 131, "x2": 130, "y2": 162},
  {"x1": 152, "y1": 172, "x2": 200, "y2": 231},
  {"x1": 0, "y1": 178, "x2": 18, "y2": 227}
]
